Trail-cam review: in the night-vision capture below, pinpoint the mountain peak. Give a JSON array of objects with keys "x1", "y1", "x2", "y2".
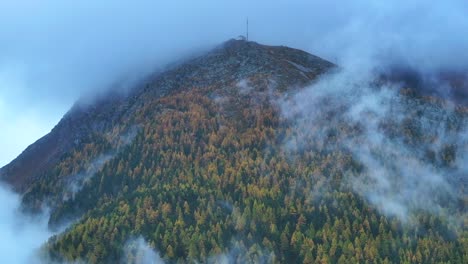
[
  {"x1": 217, "y1": 38, "x2": 272, "y2": 53},
  {"x1": 0, "y1": 40, "x2": 334, "y2": 192}
]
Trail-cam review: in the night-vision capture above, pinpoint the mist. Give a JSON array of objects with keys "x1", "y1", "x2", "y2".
[
  {"x1": 0, "y1": 184, "x2": 51, "y2": 264},
  {"x1": 121, "y1": 236, "x2": 274, "y2": 264},
  {"x1": 280, "y1": 60, "x2": 467, "y2": 225},
  {"x1": 123, "y1": 237, "x2": 164, "y2": 264},
  {"x1": 63, "y1": 126, "x2": 139, "y2": 201},
  {"x1": 267, "y1": 0, "x2": 468, "y2": 225}
]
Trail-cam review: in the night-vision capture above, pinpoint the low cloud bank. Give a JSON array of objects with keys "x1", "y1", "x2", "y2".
[
  {"x1": 275, "y1": 0, "x2": 468, "y2": 226},
  {"x1": 281, "y1": 66, "x2": 467, "y2": 224},
  {"x1": 63, "y1": 126, "x2": 140, "y2": 201},
  {"x1": 123, "y1": 237, "x2": 165, "y2": 264},
  {"x1": 0, "y1": 185, "x2": 52, "y2": 264},
  {"x1": 208, "y1": 241, "x2": 275, "y2": 264},
  {"x1": 122, "y1": 236, "x2": 274, "y2": 264}
]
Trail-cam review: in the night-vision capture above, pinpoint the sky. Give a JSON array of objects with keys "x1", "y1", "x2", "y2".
[{"x1": 1, "y1": 0, "x2": 467, "y2": 166}]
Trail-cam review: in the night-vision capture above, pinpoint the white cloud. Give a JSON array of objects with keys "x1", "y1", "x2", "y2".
[
  {"x1": 280, "y1": 65, "x2": 467, "y2": 224},
  {"x1": 123, "y1": 237, "x2": 165, "y2": 264},
  {"x1": 0, "y1": 184, "x2": 51, "y2": 264}
]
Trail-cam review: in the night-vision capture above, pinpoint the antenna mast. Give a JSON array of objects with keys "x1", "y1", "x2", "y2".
[{"x1": 246, "y1": 18, "x2": 249, "y2": 41}]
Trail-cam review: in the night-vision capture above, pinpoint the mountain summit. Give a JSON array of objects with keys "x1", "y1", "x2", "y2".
[{"x1": 1, "y1": 39, "x2": 334, "y2": 193}]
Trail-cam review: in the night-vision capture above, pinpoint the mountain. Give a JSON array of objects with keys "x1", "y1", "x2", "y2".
[
  {"x1": 1, "y1": 39, "x2": 332, "y2": 193},
  {"x1": 1, "y1": 40, "x2": 466, "y2": 263}
]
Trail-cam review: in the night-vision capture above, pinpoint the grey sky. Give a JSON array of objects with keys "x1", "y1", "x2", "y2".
[{"x1": 1, "y1": 0, "x2": 467, "y2": 166}]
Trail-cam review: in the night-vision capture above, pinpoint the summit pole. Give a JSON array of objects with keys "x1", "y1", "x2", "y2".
[{"x1": 246, "y1": 18, "x2": 249, "y2": 41}]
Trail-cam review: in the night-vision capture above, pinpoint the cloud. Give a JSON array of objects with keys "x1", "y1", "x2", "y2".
[
  {"x1": 271, "y1": 1, "x2": 467, "y2": 225},
  {"x1": 63, "y1": 126, "x2": 140, "y2": 201},
  {"x1": 207, "y1": 241, "x2": 275, "y2": 264},
  {"x1": 123, "y1": 237, "x2": 165, "y2": 264},
  {"x1": 62, "y1": 153, "x2": 115, "y2": 202},
  {"x1": 122, "y1": 235, "x2": 275, "y2": 264},
  {"x1": 0, "y1": 184, "x2": 52, "y2": 264},
  {"x1": 0, "y1": 68, "x2": 64, "y2": 166},
  {"x1": 280, "y1": 65, "x2": 467, "y2": 225},
  {"x1": 307, "y1": 1, "x2": 468, "y2": 73}
]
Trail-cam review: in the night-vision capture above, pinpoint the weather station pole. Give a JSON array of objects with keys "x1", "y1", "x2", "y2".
[{"x1": 246, "y1": 18, "x2": 249, "y2": 41}]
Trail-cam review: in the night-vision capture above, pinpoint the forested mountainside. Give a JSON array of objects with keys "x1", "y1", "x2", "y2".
[{"x1": 1, "y1": 40, "x2": 467, "y2": 263}]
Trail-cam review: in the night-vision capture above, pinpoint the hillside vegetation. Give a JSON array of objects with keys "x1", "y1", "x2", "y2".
[{"x1": 1, "y1": 40, "x2": 466, "y2": 263}]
